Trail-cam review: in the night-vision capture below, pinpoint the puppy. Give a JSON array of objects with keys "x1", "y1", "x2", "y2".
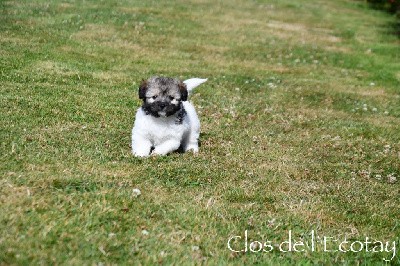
[{"x1": 131, "y1": 76, "x2": 207, "y2": 157}]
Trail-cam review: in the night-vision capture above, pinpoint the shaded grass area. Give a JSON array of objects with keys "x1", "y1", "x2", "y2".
[{"x1": 1, "y1": 0, "x2": 400, "y2": 264}]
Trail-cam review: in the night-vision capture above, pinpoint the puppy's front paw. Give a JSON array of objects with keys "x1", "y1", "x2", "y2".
[
  {"x1": 152, "y1": 140, "x2": 181, "y2": 156},
  {"x1": 151, "y1": 148, "x2": 170, "y2": 156},
  {"x1": 132, "y1": 150, "x2": 150, "y2": 157},
  {"x1": 185, "y1": 144, "x2": 199, "y2": 153},
  {"x1": 131, "y1": 136, "x2": 152, "y2": 157},
  {"x1": 132, "y1": 143, "x2": 152, "y2": 157}
]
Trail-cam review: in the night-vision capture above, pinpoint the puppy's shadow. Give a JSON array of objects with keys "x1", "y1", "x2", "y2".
[{"x1": 175, "y1": 133, "x2": 204, "y2": 154}]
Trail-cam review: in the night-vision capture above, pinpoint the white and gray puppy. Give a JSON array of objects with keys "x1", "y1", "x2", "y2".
[{"x1": 131, "y1": 76, "x2": 207, "y2": 157}]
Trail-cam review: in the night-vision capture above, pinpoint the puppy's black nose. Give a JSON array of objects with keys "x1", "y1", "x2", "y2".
[{"x1": 159, "y1": 102, "x2": 167, "y2": 108}]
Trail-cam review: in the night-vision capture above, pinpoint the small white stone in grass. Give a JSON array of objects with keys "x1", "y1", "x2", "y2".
[
  {"x1": 359, "y1": 170, "x2": 370, "y2": 178},
  {"x1": 384, "y1": 111, "x2": 389, "y2": 115},
  {"x1": 388, "y1": 174, "x2": 397, "y2": 184},
  {"x1": 206, "y1": 197, "x2": 215, "y2": 208},
  {"x1": 363, "y1": 107, "x2": 368, "y2": 111},
  {"x1": 372, "y1": 107, "x2": 377, "y2": 112},
  {"x1": 132, "y1": 188, "x2": 141, "y2": 197},
  {"x1": 192, "y1": 245, "x2": 200, "y2": 251},
  {"x1": 141, "y1": 229, "x2": 149, "y2": 236},
  {"x1": 267, "y1": 218, "x2": 276, "y2": 228},
  {"x1": 370, "y1": 82, "x2": 375, "y2": 86}
]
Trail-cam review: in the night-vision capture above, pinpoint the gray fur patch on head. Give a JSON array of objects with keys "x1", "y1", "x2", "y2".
[
  {"x1": 145, "y1": 76, "x2": 183, "y2": 100},
  {"x1": 140, "y1": 76, "x2": 188, "y2": 117}
]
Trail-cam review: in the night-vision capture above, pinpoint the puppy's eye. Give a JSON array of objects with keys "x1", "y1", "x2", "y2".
[
  {"x1": 151, "y1": 96, "x2": 157, "y2": 99},
  {"x1": 169, "y1": 96, "x2": 174, "y2": 100}
]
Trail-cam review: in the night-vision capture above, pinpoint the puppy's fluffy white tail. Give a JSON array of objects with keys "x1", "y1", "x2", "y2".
[{"x1": 183, "y1": 78, "x2": 207, "y2": 96}]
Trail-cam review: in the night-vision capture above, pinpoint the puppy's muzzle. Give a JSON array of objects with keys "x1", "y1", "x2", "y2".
[{"x1": 158, "y1": 102, "x2": 168, "y2": 109}]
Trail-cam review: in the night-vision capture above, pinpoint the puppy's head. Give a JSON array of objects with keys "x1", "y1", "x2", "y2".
[{"x1": 139, "y1": 76, "x2": 188, "y2": 117}]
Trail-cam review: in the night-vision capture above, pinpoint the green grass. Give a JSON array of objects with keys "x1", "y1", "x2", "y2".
[{"x1": 1, "y1": 0, "x2": 399, "y2": 264}]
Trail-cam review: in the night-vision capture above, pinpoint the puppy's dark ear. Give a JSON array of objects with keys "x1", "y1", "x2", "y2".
[
  {"x1": 139, "y1": 80, "x2": 148, "y2": 100},
  {"x1": 179, "y1": 82, "x2": 188, "y2": 101}
]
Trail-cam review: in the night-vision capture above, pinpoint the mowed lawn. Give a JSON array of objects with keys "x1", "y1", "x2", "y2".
[{"x1": 1, "y1": 0, "x2": 399, "y2": 264}]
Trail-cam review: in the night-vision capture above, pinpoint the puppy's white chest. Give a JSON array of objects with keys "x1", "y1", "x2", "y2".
[
  {"x1": 133, "y1": 108, "x2": 189, "y2": 145},
  {"x1": 150, "y1": 117, "x2": 188, "y2": 143}
]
